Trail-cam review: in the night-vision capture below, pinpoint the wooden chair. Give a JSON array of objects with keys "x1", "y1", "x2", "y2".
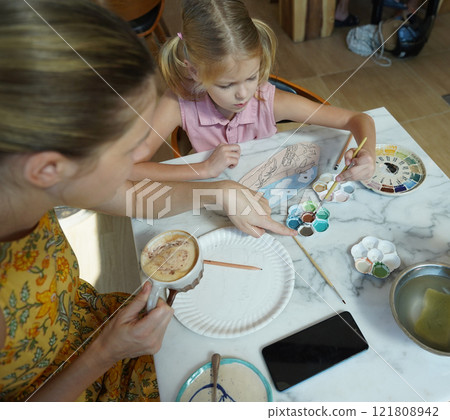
[
  {"x1": 170, "y1": 75, "x2": 330, "y2": 158},
  {"x1": 96, "y1": 0, "x2": 169, "y2": 44}
]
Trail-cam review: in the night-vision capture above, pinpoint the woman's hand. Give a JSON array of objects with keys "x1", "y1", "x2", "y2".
[
  {"x1": 220, "y1": 181, "x2": 297, "y2": 238},
  {"x1": 202, "y1": 144, "x2": 241, "y2": 178},
  {"x1": 97, "y1": 282, "x2": 174, "y2": 363},
  {"x1": 336, "y1": 147, "x2": 375, "y2": 182}
]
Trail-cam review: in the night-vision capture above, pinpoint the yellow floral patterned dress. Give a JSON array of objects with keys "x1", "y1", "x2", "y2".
[{"x1": 0, "y1": 210, "x2": 159, "y2": 401}]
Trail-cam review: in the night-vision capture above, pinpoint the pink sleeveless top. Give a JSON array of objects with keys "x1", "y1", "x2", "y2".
[{"x1": 178, "y1": 81, "x2": 277, "y2": 152}]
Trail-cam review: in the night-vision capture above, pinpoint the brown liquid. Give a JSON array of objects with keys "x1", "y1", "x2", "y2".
[
  {"x1": 142, "y1": 234, "x2": 198, "y2": 282},
  {"x1": 301, "y1": 212, "x2": 315, "y2": 223}
]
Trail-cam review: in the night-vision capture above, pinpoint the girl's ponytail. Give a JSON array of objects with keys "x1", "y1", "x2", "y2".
[
  {"x1": 253, "y1": 19, "x2": 277, "y2": 84},
  {"x1": 159, "y1": 36, "x2": 191, "y2": 99}
]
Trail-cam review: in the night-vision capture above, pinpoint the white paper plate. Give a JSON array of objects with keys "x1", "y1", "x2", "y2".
[
  {"x1": 176, "y1": 358, "x2": 273, "y2": 402},
  {"x1": 172, "y1": 227, "x2": 295, "y2": 338}
]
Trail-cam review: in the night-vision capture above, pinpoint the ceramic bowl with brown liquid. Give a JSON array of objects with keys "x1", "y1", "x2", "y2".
[{"x1": 140, "y1": 230, "x2": 203, "y2": 311}]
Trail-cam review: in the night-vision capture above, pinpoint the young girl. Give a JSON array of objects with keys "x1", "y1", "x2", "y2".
[
  {"x1": 0, "y1": 0, "x2": 294, "y2": 402},
  {"x1": 131, "y1": 0, "x2": 376, "y2": 184}
]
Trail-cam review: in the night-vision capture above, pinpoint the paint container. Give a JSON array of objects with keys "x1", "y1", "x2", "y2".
[
  {"x1": 287, "y1": 204, "x2": 302, "y2": 217},
  {"x1": 334, "y1": 190, "x2": 350, "y2": 202},
  {"x1": 312, "y1": 173, "x2": 356, "y2": 203},
  {"x1": 372, "y1": 262, "x2": 391, "y2": 279},
  {"x1": 317, "y1": 173, "x2": 333, "y2": 183},
  {"x1": 342, "y1": 183, "x2": 355, "y2": 194},
  {"x1": 316, "y1": 207, "x2": 330, "y2": 220},
  {"x1": 286, "y1": 215, "x2": 302, "y2": 230},
  {"x1": 313, "y1": 182, "x2": 327, "y2": 193},
  {"x1": 351, "y1": 236, "x2": 401, "y2": 278},
  {"x1": 312, "y1": 218, "x2": 329, "y2": 232},
  {"x1": 355, "y1": 258, "x2": 372, "y2": 274},
  {"x1": 301, "y1": 200, "x2": 317, "y2": 213},
  {"x1": 301, "y1": 212, "x2": 315, "y2": 223},
  {"x1": 298, "y1": 225, "x2": 314, "y2": 237},
  {"x1": 287, "y1": 200, "x2": 330, "y2": 237}
]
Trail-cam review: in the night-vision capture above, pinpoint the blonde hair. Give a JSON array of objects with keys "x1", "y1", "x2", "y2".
[
  {"x1": 0, "y1": 0, "x2": 155, "y2": 160},
  {"x1": 159, "y1": 0, "x2": 277, "y2": 100}
]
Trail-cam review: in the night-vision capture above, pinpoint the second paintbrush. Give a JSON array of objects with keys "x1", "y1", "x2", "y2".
[{"x1": 293, "y1": 236, "x2": 346, "y2": 304}]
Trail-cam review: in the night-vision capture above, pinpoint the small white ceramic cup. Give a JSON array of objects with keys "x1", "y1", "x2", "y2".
[{"x1": 140, "y1": 230, "x2": 203, "y2": 311}]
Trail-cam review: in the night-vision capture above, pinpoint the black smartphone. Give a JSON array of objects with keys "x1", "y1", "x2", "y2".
[{"x1": 262, "y1": 311, "x2": 369, "y2": 392}]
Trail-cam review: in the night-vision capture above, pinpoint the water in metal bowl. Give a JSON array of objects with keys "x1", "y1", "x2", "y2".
[{"x1": 390, "y1": 262, "x2": 450, "y2": 356}]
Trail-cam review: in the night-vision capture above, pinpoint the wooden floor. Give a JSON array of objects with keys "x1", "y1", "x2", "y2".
[{"x1": 62, "y1": 0, "x2": 450, "y2": 293}]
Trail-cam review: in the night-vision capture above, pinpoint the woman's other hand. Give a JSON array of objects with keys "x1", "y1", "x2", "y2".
[
  {"x1": 221, "y1": 181, "x2": 297, "y2": 238},
  {"x1": 97, "y1": 281, "x2": 174, "y2": 363}
]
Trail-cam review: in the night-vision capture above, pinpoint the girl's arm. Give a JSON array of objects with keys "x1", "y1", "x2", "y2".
[
  {"x1": 26, "y1": 283, "x2": 174, "y2": 401},
  {"x1": 130, "y1": 89, "x2": 240, "y2": 182},
  {"x1": 273, "y1": 88, "x2": 376, "y2": 181},
  {"x1": 132, "y1": 89, "x2": 182, "y2": 165},
  {"x1": 129, "y1": 143, "x2": 241, "y2": 181}
]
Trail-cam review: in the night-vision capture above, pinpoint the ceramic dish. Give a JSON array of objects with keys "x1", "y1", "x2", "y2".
[
  {"x1": 176, "y1": 358, "x2": 273, "y2": 402},
  {"x1": 361, "y1": 144, "x2": 426, "y2": 195},
  {"x1": 172, "y1": 227, "x2": 295, "y2": 338},
  {"x1": 312, "y1": 173, "x2": 356, "y2": 203},
  {"x1": 287, "y1": 201, "x2": 330, "y2": 236},
  {"x1": 351, "y1": 236, "x2": 401, "y2": 278}
]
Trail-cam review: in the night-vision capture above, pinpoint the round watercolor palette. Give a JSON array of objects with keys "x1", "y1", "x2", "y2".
[
  {"x1": 351, "y1": 236, "x2": 401, "y2": 279},
  {"x1": 312, "y1": 173, "x2": 356, "y2": 202},
  {"x1": 286, "y1": 201, "x2": 330, "y2": 237},
  {"x1": 361, "y1": 144, "x2": 426, "y2": 195}
]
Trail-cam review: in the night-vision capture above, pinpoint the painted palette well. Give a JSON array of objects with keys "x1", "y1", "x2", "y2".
[{"x1": 361, "y1": 144, "x2": 426, "y2": 195}]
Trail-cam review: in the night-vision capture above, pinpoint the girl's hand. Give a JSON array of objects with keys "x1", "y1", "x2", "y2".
[
  {"x1": 96, "y1": 282, "x2": 174, "y2": 363},
  {"x1": 221, "y1": 181, "x2": 297, "y2": 238},
  {"x1": 336, "y1": 148, "x2": 375, "y2": 182},
  {"x1": 202, "y1": 144, "x2": 241, "y2": 178}
]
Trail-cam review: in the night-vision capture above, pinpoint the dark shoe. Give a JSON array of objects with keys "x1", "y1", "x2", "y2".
[
  {"x1": 334, "y1": 14, "x2": 359, "y2": 27},
  {"x1": 383, "y1": 0, "x2": 408, "y2": 9}
]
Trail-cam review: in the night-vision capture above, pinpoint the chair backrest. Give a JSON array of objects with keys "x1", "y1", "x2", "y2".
[
  {"x1": 98, "y1": 0, "x2": 161, "y2": 21},
  {"x1": 170, "y1": 75, "x2": 330, "y2": 158},
  {"x1": 268, "y1": 75, "x2": 330, "y2": 105}
]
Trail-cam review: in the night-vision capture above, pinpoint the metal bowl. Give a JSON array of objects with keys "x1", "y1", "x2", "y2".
[{"x1": 390, "y1": 262, "x2": 450, "y2": 356}]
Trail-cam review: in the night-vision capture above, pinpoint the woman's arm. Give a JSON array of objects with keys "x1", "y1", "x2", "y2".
[
  {"x1": 26, "y1": 282, "x2": 173, "y2": 401},
  {"x1": 273, "y1": 88, "x2": 376, "y2": 181},
  {"x1": 94, "y1": 179, "x2": 296, "y2": 238}
]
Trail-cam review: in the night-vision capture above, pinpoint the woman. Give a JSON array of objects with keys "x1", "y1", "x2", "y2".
[{"x1": 0, "y1": 0, "x2": 294, "y2": 401}]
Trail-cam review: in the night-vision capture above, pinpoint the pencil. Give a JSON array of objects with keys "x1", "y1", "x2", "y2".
[
  {"x1": 293, "y1": 236, "x2": 346, "y2": 304},
  {"x1": 334, "y1": 133, "x2": 353, "y2": 170},
  {"x1": 204, "y1": 259, "x2": 262, "y2": 271}
]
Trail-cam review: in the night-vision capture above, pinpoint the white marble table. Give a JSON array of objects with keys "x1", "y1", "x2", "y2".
[{"x1": 131, "y1": 108, "x2": 450, "y2": 402}]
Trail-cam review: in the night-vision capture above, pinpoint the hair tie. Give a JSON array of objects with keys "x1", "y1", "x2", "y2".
[{"x1": 177, "y1": 32, "x2": 183, "y2": 40}]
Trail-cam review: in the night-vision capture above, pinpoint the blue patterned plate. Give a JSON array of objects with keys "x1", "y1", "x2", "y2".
[{"x1": 176, "y1": 358, "x2": 273, "y2": 402}]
